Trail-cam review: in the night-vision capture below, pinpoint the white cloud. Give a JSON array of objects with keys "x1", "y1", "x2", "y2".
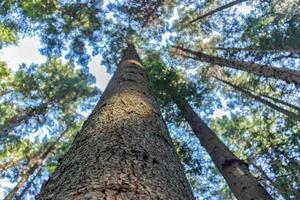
[
  {"x1": 89, "y1": 55, "x2": 111, "y2": 91},
  {"x1": 0, "y1": 36, "x2": 46, "y2": 70},
  {"x1": 0, "y1": 36, "x2": 111, "y2": 91}
]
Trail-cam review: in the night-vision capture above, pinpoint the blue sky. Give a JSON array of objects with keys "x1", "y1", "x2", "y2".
[{"x1": 0, "y1": 2, "x2": 255, "y2": 198}]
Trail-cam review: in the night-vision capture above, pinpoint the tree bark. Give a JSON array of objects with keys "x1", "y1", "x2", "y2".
[
  {"x1": 174, "y1": 46, "x2": 300, "y2": 86},
  {"x1": 3, "y1": 128, "x2": 67, "y2": 200},
  {"x1": 15, "y1": 167, "x2": 43, "y2": 200},
  {"x1": 175, "y1": 99, "x2": 273, "y2": 200},
  {"x1": 0, "y1": 157, "x2": 23, "y2": 175},
  {"x1": 259, "y1": 93, "x2": 300, "y2": 113},
  {"x1": 200, "y1": 47, "x2": 300, "y2": 54},
  {"x1": 189, "y1": 0, "x2": 248, "y2": 23},
  {"x1": 37, "y1": 44, "x2": 194, "y2": 200},
  {"x1": 213, "y1": 76, "x2": 300, "y2": 121},
  {"x1": 252, "y1": 163, "x2": 290, "y2": 200}
]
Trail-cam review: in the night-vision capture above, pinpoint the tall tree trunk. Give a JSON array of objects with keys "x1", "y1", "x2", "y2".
[
  {"x1": 15, "y1": 167, "x2": 43, "y2": 200},
  {"x1": 252, "y1": 163, "x2": 290, "y2": 200},
  {"x1": 0, "y1": 157, "x2": 23, "y2": 175},
  {"x1": 174, "y1": 46, "x2": 300, "y2": 86},
  {"x1": 175, "y1": 99, "x2": 273, "y2": 200},
  {"x1": 3, "y1": 128, "x2": 67, "y2": 200},
  {"x1": 200, "y1": 47, "x2": 300, "y2": 54},
  {"x1": 37, "y1": 44, "x2": 194, "y2": 200},
  {"x1": 259, "y1": 93, "x2": 300, "y2": 113},
  {"x1": 189, "y1": 0, "x2": 248, "y2": 23},
  {"x1": 0, "y1": 103, "x2": 48, "y2": 137},
  {"x1": 213, "y1": 76, "x2": 300, "y2": 121}
]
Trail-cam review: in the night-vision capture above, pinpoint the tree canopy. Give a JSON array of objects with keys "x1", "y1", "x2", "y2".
[{"x1": 0, "y1": 0, "x2": 299, "y2": 199}]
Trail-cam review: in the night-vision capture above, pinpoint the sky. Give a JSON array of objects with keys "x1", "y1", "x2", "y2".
[
  {"x1": 0, "y1": 2, "x2": 255, "y2": 198},
  {"x1": 0, "y1": 36, "x2": 111, "y2": 91},
  {"x1": 0, "y1": 35, "x2": 229, "y2": 121},
  {"x1": 0, "y1": 37, "x2": 113, "y2": 198},
  {"x1": 0, "y1": 35, "x2": 228, "y2": 198}
]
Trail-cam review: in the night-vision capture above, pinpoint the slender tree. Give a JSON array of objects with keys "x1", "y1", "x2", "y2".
[
  {"x1": 0, "y1": 103, "x2": 49, "y2": 136},
  {"x1": 189, "y1": 0, "x2": 248, "y2": 23},
  {"x1": 175, "y1": 99, "x2": 273, "y2": 200},
  {"x1": 0, "y1": 139, "x2": 39, "y2": 176},
  {"x1": 259, "y1": 93, "x2": 300, "y2": 113},
  {"x1": 213, "y1": 75, "x2": 300, "y2": 121},
  {"x1": 143, "y1": 54, "x2": 273, "y2": 199},
  {"x1": 252, "y1": 163, "x2": 289, "y2": 200},
  {"x1": 15, "y1": 167, "x2": 42, "y2": 200},
  {"x1": 0, "y1": 60, "x2": 98, "y2": 137},
  {"x1": 0, "y1": 158, "x2": 23, "y2": 175},
  {"x1": 199, "y1": 47, "x2": 300, "y2": 54},
  {"x1": 37, "y1": 44, "x2": 194, "y2": 199},
  {"x1": 174, "y1": 46, "x2": 300, "y2": 86},
  {"x1": 211, "y1": 113, "x2": 300, "y2": 199},
  {"x1": 3, "y1": 127, "x2": 70, "y2": 200}
]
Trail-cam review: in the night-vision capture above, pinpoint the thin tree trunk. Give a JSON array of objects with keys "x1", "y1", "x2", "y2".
[
  {"x1": 259, "y1": 93, "x2": 300, "y2": 113},
  {"x1": 201, "y1": 47, "x2": 300, "y2": 54},
  {"x1": 3, "y1": 128, "x2": 67, "y2": 200},
  {"x1": 252, "y1": 163, "x2": 290, "y2": 199},
  {"x1": 0, "y1": 157, "x2": 23, "y2": 175},
  {"x1": 37, "y1": 44, "x2": 194, "y2": 200},
  {"x1": 189, "y1": 0, "x2": 248, "y2": 23},
  {"x1": 174, "y1": 46, "x2": 300, "y2": 86},
  {"x1": 213, "y1": 76, "x2": 300, "y2": 121},
  {"x1": 175, "y1": 99, "x2": 273, "y2": 200},
  {"x1": 15, "y1": 167, "x2": 43, "y2": 200},
  {"x1": 0, "y1": 103, "x2": 49, "y2": 137}
]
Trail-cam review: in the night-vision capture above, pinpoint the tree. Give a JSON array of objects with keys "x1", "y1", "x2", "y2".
[
  {"x1": 176, "y1": 99, "x2": 272, "y2": 200},
  {"x1": 174, "y1": 45, "x2": 300, "y2": 86},
  {"x1": 211, "y1": 113, "x2": 300, "y2": 199},
  {"x1": 15, "y1": 167, "x2": 42, "y2": 200},
  {"x1": 198, "y1": 47, "x2": 300, "y2": 54},
  {"x1": 0, "y1": 59, "x2": 99, "y2": 137},
  {"x1": 3, "y1": 126, "x2": 71, "y2": 200},
  {"x1": 37, "y1": 44, "x2": 194, "y2": 199},
  {"x1": 1, "y1": 0, "x2": 299, "y2": 199},
  {"x1": 144, "y1": 54, "x2": 273, "y2": 199},
  {"x1": 189, "y1": 0, "x2": 248, "y2": 24},
  {"x1": 212, "y1": 75, "x2": 300, "y2": 121}
]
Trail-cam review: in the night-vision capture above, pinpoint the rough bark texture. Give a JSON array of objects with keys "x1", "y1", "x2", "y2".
[
  {"x1": 189, "y1": 0, "x2": 248, "y2": 23},
  {"x1": 214, "y1": 76, "x2": 300, "y2": 121},
  {"x1": 175, "y1": 99, "x2": 273, "y2": 200},
  {"x1": 175, "y1": 46, "x2": 300, "y2": 86},
  {"x1": 37, "y1": 44, "x2": 194, "y2": 200}
]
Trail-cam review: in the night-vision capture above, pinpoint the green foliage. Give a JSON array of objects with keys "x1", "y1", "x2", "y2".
[
  {"x1": 243, "y1": 16, "x2": 300, "y2": 50},
  {"x1": 0, "y1": 0, "x2": 300, "y2": 199},
  {"x1": 0, "y1": 59, "x2": 99, "y2": 134},
  {"x1": 0, "y1": 25, "x2": 17, "y2": 48},
  {"x1": 211, "y1": 111, "x2": 300, "y2": 199},
  {"x1": 174, "y1": 139, "x2": 202, "y2": 175},
  {"x1": 173, "y1": 138, "x2": 203, "y2": 192},
  {"x1": 20, "y1": 0, "x2": 59, "y2": 20},
  {"x1": 0, "y1": 61, "x2": 13, "y2": 94},
  {"x1": 144, "y1": 53, "x2": 198, "y2": 104}
]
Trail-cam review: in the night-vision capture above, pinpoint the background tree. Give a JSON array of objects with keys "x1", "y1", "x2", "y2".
[{"x1": 0, "y1": 0, "x2": 299, "y2": 199}]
